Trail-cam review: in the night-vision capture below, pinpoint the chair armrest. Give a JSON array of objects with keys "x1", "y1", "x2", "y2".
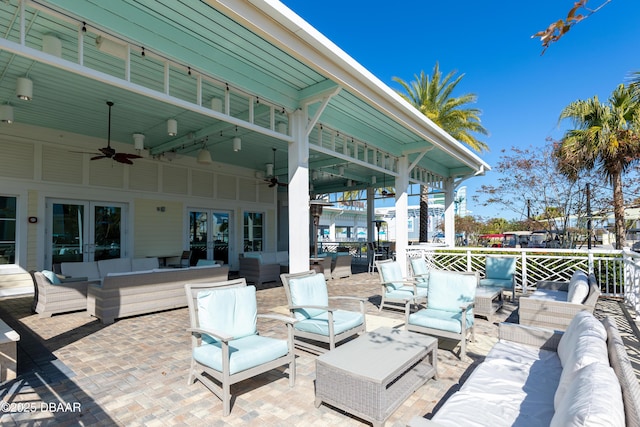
[
  {"x1": 289, "y1": 304, "x2": 331, "y2": 312},
  {"x1": 187, "y1": 327, "x2": 233, "y2": 342},
  {"x1": 328, "y1": 296, "x2": 366, "y2": 303},
  {"x1": 60, "y1": 276, "x2": 88, "y2": 282},
  {"x1": 257, "y1": 313, "x2": 297, "y2": 324},
  {"x1": 498, "y1": 322, "x2": 562, "y2": 351},
  {"x1": 460, "y1": 302, "x2": 474, "y2": 311}
]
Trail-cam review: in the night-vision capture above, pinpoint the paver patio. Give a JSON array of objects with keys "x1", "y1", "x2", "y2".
[{"x1": 0, "y1": 271, "x2": 637, "y2": 426}]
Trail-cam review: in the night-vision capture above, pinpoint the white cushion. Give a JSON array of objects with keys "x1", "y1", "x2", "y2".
[
  {"x1": 551, "y1": 363, "x2": 625, "y2": 427},
  {"x1": 554, "y1": 333, "x2": 609, "y2": 409},
  {"x1": 262, "y1": 252, "x2": 277, "y2": 264},
  {"x1": 557, "y1": 310, "x2": 606, "y2": 366},
  {"x1": 60, "y1": 261, "x2": 100, "y2": 280},
  {"x1": 529, "y1": 289, "x2": 569, "y2": 302},
  {"x1": 567, "y1": 270, "x2": 590, "y2": 304},
  {"x1": 97, "y1": 258, "x2": 132, "y2": 276}
]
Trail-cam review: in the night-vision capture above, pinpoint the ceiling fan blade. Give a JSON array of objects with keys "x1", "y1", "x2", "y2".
[
  {"x1": 115, "y1": 153, "x2": 142, "y2": 160},
  {"x1": 115, "y1": 157, "x2": 134, "y2": 165},
  {"x1": 277, "y1": 182, "x2": 288, "y2": 187},
  {"x1": 90, "y1": 155, "x2": 108, "y2": 161}
]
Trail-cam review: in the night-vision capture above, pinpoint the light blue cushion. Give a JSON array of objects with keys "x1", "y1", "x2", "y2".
[
  {"x1": 42, "y1": 270, "x2": 61, "y2": 284},
  {"x1": 197, "y1": 286, "x2": 257, "y2": 344},
  {"x1": 478, "y1": 278, "x2": 512, "y2": 289},
  {"x1": 294, "y1": 310, "x2": 364, "y2": 336},
  {"x1": 288, "y1": 274, "x2": 328, "y2": 320},
  {"x1": 409, "y1": 308, "x2": 474, "y2": 333},
  {"x1": 428, "y1": 270, "x2": 476, "y2": 313},
  {"x1": 485, "y1": 256, "x2": 516, "y2": 280},
  {"x1": 243, "y1": 252, "x2": 262, "y2": 262},
  {"x1": 193, "y1": 334, "x2": 288, "y2": 375},
  {"x1": 379, "y1": 262, "x2": 404, "y2": 290},
  {"x1": 410, "y1": 258, "x2": 429, "y2": 288}
]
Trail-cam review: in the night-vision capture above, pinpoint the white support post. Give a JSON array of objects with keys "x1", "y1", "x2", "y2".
[
  {"x1": 288, "y1": 109, "x2": 310, "y2": 273},
  {"x1": 395, "y1": 156, "x2": 409, "y2": 276},
  {"x1": 367, "y1": 187, "x2": 375, "y2": 267},
  {"x1": 444, "y1": 178, "x2": 456, "y2": 248}
]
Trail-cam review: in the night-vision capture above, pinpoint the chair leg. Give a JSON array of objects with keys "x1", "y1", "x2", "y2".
[
  {"x1": 223, "y1": 381, "x2": 231, "y2": 416},
  {"x1": 187, "y1": 359, "x2": 196, "y2": 385}
]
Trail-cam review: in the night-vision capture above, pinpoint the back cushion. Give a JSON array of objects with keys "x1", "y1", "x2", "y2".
[
  {"x1": 131, "y1": 257, "x2": 159, "y2": 271},
  {"x1": 61, "y1": 261, "x2": 100, "y2": 279},
  {"x1": 262, "y1": 252, "x2": 277, "y2": 264},
  {"x1": 288, "y1": 273, "x2": 328, "y2": 320},
  {"x1": 242, "y1": 252, "x2": 262, "y2": 262},
  {"x1": 557, "y1": 310, "x2": 607, "y2": 366},
  {"x1": 197, "y1": 286, "x2": 257, "y2": 342},
  {"x1": 485, "y1": 256, "x2": 515, "y2": 280},
  {"x1": 551, "y1": 363, "x2": 625, "y2": 427},
  {"x1": 411, "y1": 258, "x2": 429, "y2": 276},
  {"x1": 276, "y1": 251, "x2": 289, "y2": 264},
  {"x1": 98, "y1": 258, "x2": 132, "y2": 276},
  {"x1": 567, "y1": 269, "x2": 589, "y2": 304},
  {"x1": 428, "y1": 270, "x2": 477, "y2": 313},
  {"x1": 379, "y1": 262, "x2": 403, "y2": 290}
]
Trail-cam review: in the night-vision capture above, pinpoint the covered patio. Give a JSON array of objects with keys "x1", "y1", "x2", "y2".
[
  {"x1": 0, "y1": 0, "x2": 488, "y2": 287},
  {"x1": 0, "y1": 272, "x2": 637, "y2": 425}
]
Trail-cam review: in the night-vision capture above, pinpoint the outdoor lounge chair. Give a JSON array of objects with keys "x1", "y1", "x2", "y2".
[
  {"x1": 409, "y1": 257, "x2": 430, "y2": 290},
  {"x1": 31, "y1": 270, "x2": 91, "y2": 317},
  {"x1": 405, "y1": 269, "x2": 477, "y2": 359},
  {"x1": 375, "y1": 259, "x2": 428, "y2": 312},
  {"x1": 184, "y1": 278, "x2": 296, "y2": 416},
  {"x1": 479, "y1": 255, "x2": 516, "y2": 300},
  {"x1": 280, "y1": 270, "x2": 366, "y2": 354}
]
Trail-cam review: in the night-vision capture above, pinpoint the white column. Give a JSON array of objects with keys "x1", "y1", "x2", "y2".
[
  {"x1": 288, "y1": 109, "x2": 310, "y2": 273},
  {"x1": 367, "y1": 187, "x2": 375, "y2": 267},
  {"x1": 444, "y1": 178, "x2": 456, "y2": 247},
  {"x1": 395, "y1": 156, "x2": 409, "y2": 276}
]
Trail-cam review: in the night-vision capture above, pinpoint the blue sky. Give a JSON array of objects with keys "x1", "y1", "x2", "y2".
[{"x1": 280, "y1": 0, "x2": 640, "y2": 220}]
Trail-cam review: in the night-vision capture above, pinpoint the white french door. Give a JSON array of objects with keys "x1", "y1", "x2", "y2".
[
  {"x1": 188, "y1": 209, "x2": 232, "y2": 265},
  {"x1": 47, "y1": 199, "x2": 127, "y2": 268}
]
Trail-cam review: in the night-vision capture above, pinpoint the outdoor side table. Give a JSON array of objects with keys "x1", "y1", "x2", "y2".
[
  {"x1": 474, "y1": 286, "x2": 504, "y2": 322},
  {"x1": 315, "y1": 327, "x2": 437, "y2": 427}
]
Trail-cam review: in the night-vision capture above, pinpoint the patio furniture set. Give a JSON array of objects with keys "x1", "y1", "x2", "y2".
[{"x1": 31, "y1": 257, "x2": 230, "y2": 323}]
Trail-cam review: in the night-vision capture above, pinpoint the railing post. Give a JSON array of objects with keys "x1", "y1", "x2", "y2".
[
  {"x1": 521, "y1": 251, "x2": 528, "y2": 295},
  {"x1": 466, "y1": 249, "x2": 472, "y2": 272},
  {"x1": 587, "y1": 250, "x2": 594, "y2": 274}
]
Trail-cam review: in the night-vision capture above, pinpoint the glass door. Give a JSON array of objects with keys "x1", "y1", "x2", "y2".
[
  {"x1": 48, "y1": 200, "x2": 126, "y2": 267},
  {"x1": 188, "y1": 210, "x2": 231, "y2": 265}
]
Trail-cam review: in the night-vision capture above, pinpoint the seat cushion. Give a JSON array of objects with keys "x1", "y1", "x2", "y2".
[
  {"x1": 551, "y1": 362, "x2": 625, "y2": 427},
  {"x1": 197, "y1": 286, "x2": 257, "y2": 344},
  {"x1": 385, "y1": 287, "x2": 417, "y2": 301},
  {"x1": 528, "y1": 289, "x2": 569, "y2": 302},
  {"x1": 408, "y1": 308, "x2": 474, "y2": 334},
  {"x1": 288, "y1": 273, "x2": 328, "y2": 320},
  {"x1": 193, "y1": 334, "x2": 288, "y2": 375},
  {"x1": 478, "y1": 278, "x2": 512, "y2": 289},
  {"x1": 294, "y1": 309, "x2": 364, "y2": 336}
]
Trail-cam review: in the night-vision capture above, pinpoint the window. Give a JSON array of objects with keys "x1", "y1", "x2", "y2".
[
  {"x1": 0, "y1": 196, "x2": 17, "y2": 264},
  {"x1": 243, "y1": 212, "x2": 263, "y2": 252}
]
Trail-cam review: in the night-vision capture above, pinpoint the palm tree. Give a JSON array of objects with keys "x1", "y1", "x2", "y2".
[
  {"x1": 393, "y1": 63, "x2": 488, "y2": 241},
  {"x1": 555, "y1": 84, "x2": 640, "y2": 249}
]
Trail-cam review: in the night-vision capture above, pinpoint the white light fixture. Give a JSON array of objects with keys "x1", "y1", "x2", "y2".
[
  {"x1": 133, "y1": 133, "x2": 145, "y2": 150},
  {"x1": 338, "y1": 166, "x2": 345, "y2": 176},
  {"x1": 277, "y1": 122, "x2": 287, "y2": 134},
  {"x1": 211, "y1": 97, "x2": 222, "y2": 112},
  {"x1": 16, "y1": 77, "x2": 33, "y2": 101},
  {"x1": 197, "y1": 142, "x2": 212, "y2": 164},
  {"x1": 266, "y1": 163, "x2": 274, "y2": 177},
  {"x1": 95, "y1": 35, "x2": 127, "y2": 60},
  {"x1": 42, "y1": 34, "x2": 62, "y2": 57},
  {"x1": 312, "y1": 170, "x2": 318, "y2": 180},
  {"x1": 371, "y1": 176, "x2": 377, "y2": 184},
  {"x1": 233, "y1": 136, "x2": 241, "y2": 152},
  {"x1": 167, "y1": 119, "x2": 177, "y2": 136},
  {"x1": 0, "y1": 105, "x2": 14, "y2": 124}
]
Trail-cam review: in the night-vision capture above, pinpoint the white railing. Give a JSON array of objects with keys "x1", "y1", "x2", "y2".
[{"x1": 406, "y1": 246, "x2": 640, "y2": 320}]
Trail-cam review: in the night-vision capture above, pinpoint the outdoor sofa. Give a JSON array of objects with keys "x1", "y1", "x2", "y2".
[
  {"x1": 409, "y1": 310, "x2": 640, "y2": 427},
  {"x1": 238, "y1": 251, "x2": 288, "y2": 286},
  {"x1": 519, "y1": 269, "x2": 600, "y2": 330},
  {"x1": 85, "y1": 263, "x2": 229, "y2": 324}
]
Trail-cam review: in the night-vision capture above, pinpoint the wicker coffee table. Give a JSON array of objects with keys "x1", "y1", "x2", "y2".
[
  {"x1": 474, "y1": 286, "x2": 504, "y2": 322},
  {"x1": 315, "y1": 327, "x2": 437, "y2": 427}
]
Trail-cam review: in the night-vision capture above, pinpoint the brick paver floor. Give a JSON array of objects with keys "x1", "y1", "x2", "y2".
[{"x1": 0, "y1": 270, "x2": 636, "y2": 426}]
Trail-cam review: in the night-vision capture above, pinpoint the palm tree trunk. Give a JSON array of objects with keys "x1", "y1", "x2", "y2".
[
  {"x1": 612, "y1": 171, "x2": 625, "y2": 250},
  {"x1": 419, "y1": 184, "x2": 429, "y2": 242}
]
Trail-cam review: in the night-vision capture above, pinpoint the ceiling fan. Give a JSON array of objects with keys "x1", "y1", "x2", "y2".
[
  {"x1": 265, "y1": 147, "x2": 288, "y2": 187},
  {"x1": 88, "y1": 101, "x2": 142, "y2": 165},
  {"x1": 381, "y1": 173, "x2": 395, "y2": 198}
]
